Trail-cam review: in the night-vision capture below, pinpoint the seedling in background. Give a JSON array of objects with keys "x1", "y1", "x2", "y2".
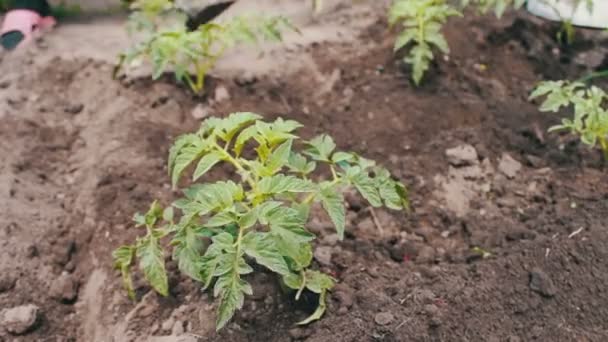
[
  {"x1": 389, "y1": 0, "x2": 461, "y2": 85},
  {"x1": 113, "y1": 113, "x2": 409, "y2": 330},
  {"x1": 116, "y1": 15, "x2": 292, "y2": 94},
  {"x1": 530, "y1": 81, "x2": 608, "y2": 160},
  {"x1": 389, "y1": 0, "x2": 526, "y2": 85}
]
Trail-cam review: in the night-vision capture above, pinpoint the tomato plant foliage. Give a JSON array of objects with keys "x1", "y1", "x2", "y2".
[
  {"x1": 116, "y1": 0, "x2": 293, "y2": 94},
  {"x1": 389, "y1": 0, "x2": 524, "y2": 85},
  {"x1": 113, "y1": 113, "x2": 409, "y2": 330},
  {"x1": 530, "y1": 81, "x2": 608, "y2": 160}
]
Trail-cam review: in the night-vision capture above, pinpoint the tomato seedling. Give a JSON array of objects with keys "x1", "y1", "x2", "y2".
[
  {"x1": 530, "y1": 80, "x2": 608, "y2": 160},
  {"x1": 389, "y1": 0, "x2": 461, "y2": 85},
  {"x1": 389, "y1": 0, "x2": 527, "y2": 85},
  {"x1": 116, "y1": 0, "x2": 293, "y2": 94},
  {"x1": 113, "y1": 113, "x2": 409, "y2": 330}
]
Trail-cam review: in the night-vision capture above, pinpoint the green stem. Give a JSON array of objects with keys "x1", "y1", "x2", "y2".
[
  {"x1": 578, "y1": 70, "x2": 608, "y2": 84},
  {"x1": 295, "y1": 270, "x2": 307, "y2": 300},
  {"x1": 600, "y1": 137, "x2": 608, "y2": 161},
  {"x1": 213, "y1": 141, "x2": 257, "y2": 190},
  {"x1": 194, "y1": 63, "x2": 207, "y2": 93}
]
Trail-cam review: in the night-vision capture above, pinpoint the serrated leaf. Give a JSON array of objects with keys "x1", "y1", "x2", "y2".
[
  {"x1": 242, "y1": 232, "x2": 290, "y2": 275},
  {"x1": 265, "y1": 206, "x2": 315, "y2": 243},
  {"x1": 274, "y1": 235, "x2": 313, "y2": 270},
  {"x1": 319, "y1": 187, "x2": 346, "y2": 239},
  {"x1": 282, "y1": 272, "x2": 303, "y2": 290},
  {"x1": 234, "y1": 124, "x2": 259, "y2": 156},
  {"x1": 258, "y1": 174, "x2": 316, "y2": 195},
  {"x1": 193, "y1": 151, "x2": 223, "y2": 181},
  {"x1": 288, "y1": 152, "x2": 316, "y2": 175},
  {"x1": 172, "y1": 144, "x2": 206, "y2": 188},
  {"x1": 304, "y1": 135, "x2": 336, "y2": 162},
  {"x1": 212, "y1": 232, "x2": 236, "y2": 252},
  {"x1": 297, "y1": 289, "x2": 328, "y2": 325},
  {"x1": 264, "y1": 139, "x2": 293, "y2": 175},
  {"x1": 331, "y1": 152, "x2": 354, "y2": 163},
  {"x1": 137, "y1": 235, "x2": 169, "y2": 296},
  {"x1": 304, "y1": 270, "x2": 335, "y2": 294},
  {"x1": 351, "y1": 172, "x2": 382, "y2": 207},
  {"x1": 215, "y1": 272, "x2": 251, "y2": 330},
  {"x1": 171, "y1": 223, "x2": 211, "y2": 281},
  {"x1": 207, "y1": 211, "x2": 238, "y2": 227},
  {"x1": 113, "y1": 245, "x2": 136, "y2": 300}
]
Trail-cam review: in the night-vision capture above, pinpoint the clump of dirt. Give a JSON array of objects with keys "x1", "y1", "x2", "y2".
[{"x1": 1, "y1": 2, "x2": 608, "y2": 342}]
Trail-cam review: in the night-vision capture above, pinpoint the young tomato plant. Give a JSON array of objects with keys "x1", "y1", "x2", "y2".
[
  {"x1": 389, "y1": 0, "x2": 461, "y2": 85},
  {"x1": 113, "y1": 112, "x2": 409, "y2": 330},
  {"x1": 116, "y1": 7, "x2": 292, "y2": 94},
  {"x1": 530, "y1": 81, "x2": 608, "y2": 160}
]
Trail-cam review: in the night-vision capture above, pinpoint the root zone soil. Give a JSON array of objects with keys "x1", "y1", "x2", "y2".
[{"x1": 1, "y1": 7, "x2": 608, "y2": 342}]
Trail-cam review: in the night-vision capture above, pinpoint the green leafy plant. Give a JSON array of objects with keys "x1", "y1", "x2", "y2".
[
  {"x1": 530, "y1": 80, "x2": 608, "y2": 160},
  {"x1": 116, "y1": 15, "x2": 292, "y2": 93},
  {"x1": 461, "y1": 0, "x2": 525, "y2": 18},
  {"x1": 389, "y1": 0, "x2": 461, "y2": 85},
  {"x1": 113, "y1": 112, "x2": 409, "y2": 330}
]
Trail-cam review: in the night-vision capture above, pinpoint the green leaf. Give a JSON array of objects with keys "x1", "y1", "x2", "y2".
[
  {"x1": 288, "y1": 152, "x2": 316, "y2": 175},
  {"x1": 265, "y1": 139, "x2": 293, "y2": 174},
  {"x1": 215, "y1": 274, "x2": 252, "y2": 330},
  {"x1": 234, "y1": 124, "x2": 259, "y2": 156},
  {"x1": 297, "y1": 290, "x2": 328, "y2": 325},
  {"x1": 274, "y1": 235, "x2": 313, "y2": 270},
  {"x1": 265, "y1": 206, "x2": 315, "y2": 243},
  {"x1": 351, "y1": 172, "x2": 382, "y2": 207},
  {"x1": 242, "y1": 232, "x2": 290, "y2": 275},
  {"x1": 212, "y1": 232, "x2": 236, "y2": 252},
  {"x1": 258, "y1": 174, "x2": 316, "y2": 195},
  {"x1": 319, "y1": 187, "x2": 346, "y2": 239},
  {"x1": 113, "y1": 245, "x2": 136, "y2": 300},
  {"x1": 207, "y1": 211, "x2": 238, "y2": 227},
  {"x1": 193, "y1": 151, "x2": 223, "y2": 181},
  {"x1": 172, "y1": 144, "x2": 206, "y2": 188},
  {"x1": 137, "y1": 235, "x2": 169, "y2": 296},
  {"x1": 282, "y1": 272, "x2": 303, "y2": 290},
  {"x1": 331, "y1": 152, "x2": 354, "y2": 164},
  {"x1": 304, "y1": 135, "x2": 336, "y2": 161},
  {"x1": 172, "y1": 224, "x2": 207, "y2": 282},
  {"x1": 304, "y1": 270, "x2": 335, "y2": 294}
]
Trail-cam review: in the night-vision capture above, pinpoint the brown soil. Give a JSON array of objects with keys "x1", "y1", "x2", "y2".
[{"x1": 2, "y1": 3, "x2": 608, "y2": 342}]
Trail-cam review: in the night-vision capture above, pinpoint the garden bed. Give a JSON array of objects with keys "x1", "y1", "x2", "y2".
[{"x1": 1, "y1": 2, "x2": 608, "y2": 341}]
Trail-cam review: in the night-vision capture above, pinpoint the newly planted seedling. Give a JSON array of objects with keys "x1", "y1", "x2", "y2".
[
  {"x1": 113, "y1": 113, "x2": 409, "y2": 330},
  {"x1": 389, "y1": 0, "x2": 461, "y2": 85},
  {"x1": 530, "y1": 81, "x2": 608, "y2": 160},
  {"x1": 116, "y1": 15, "x2": 292, "y2": 93}
]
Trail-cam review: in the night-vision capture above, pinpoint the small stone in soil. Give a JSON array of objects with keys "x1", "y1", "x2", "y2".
[
  {"x1": 314, "y1": 246, "x2": 332, "y2": 266},
  {"x1": 529, "y1": 268, "x2": 557, "y2": 297},
  {"x1": 214, "y1": 86, "x2": 230, "y2": 102},
  {"x1": 416, "y1": 246, "x2": 436, "y2": 264},
  {"x1": 498, "y1": 153, "x2": 522, "y2": 179},
  {"x1": 445, "y1": 144, "x2": 478, "y2": 166},
  {"x1": 374, "y1": 311, "x2": 394, "y2": 326},
  {"x1": 64, "y1": 103, "x2": 84, "y2": 115},
  {"x1": 1, "y1": 304, "x2": 40, "y2": 335},
  {"x1": 191, "y1": 104, "x2": 209, "y2": 120},
  {"x1": 49, "y1": 274, "x2": 79, "y2": 303},
  {"x1": 0, "y1": 273, "x2": 16, "y2": 292}
]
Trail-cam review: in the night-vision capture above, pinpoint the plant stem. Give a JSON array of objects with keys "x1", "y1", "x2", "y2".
[
  {"x1": 214, "y1": 141, "x2": 257, "y2": 190},
  {"x1": 295, "y1": 270, "x2": 307, "y2": 300},
  {"x1": 600, "y1": 137, "x2": 608, "y2": 161},
  {"x1": 578, "y1": 70, "x2": 608, "y2": 84}
]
